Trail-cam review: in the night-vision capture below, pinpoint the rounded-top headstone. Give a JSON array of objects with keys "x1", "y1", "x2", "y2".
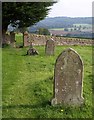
[
  {"x1": 51, "y1": 48, "x2": 84, "y2": 106},
  {"x1": 45, "y1": 38, "x2": 55, "y2": 55}
]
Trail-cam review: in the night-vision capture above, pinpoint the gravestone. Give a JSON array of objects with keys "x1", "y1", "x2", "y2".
[
  {"x1": 10, "y1": 32, "x2": 16, "y2": 47},
  {"x1": 24, "y1": 31, "x2": 30, "y2": 47},
  {"x1": 2, "y1": 33, "x2": 10, "y2": 47},
  {"x1": 26, "y1": 48, "x2": 39, "y2": 55},
  {"x1": 45, "y1": 39, "x2": 55, "y2": 55},
  {"x1": 51, "y1": 48, "x2": 84, "y2": 106}
]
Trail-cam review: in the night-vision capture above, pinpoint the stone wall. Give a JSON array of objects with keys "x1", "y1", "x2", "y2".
[
  {"x1": 3, "y1": 33, "x2": 93, "y2": 47},
  {"x1": 24, "y1": 34, "x2": 93, "y2": 46}
]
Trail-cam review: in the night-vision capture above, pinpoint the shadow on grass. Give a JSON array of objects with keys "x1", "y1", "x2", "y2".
[
  {"x1": 3, "y1": 77, "x2": 53, "y2": 110},
  {"x1": 2, "y1": 100, "x2": 51, "y2": 110},
  {"x1": 3, "y1": 75, "x2": 93, "y2": 119},
  {"x1": 2, "y1": 76, "x2": 53, "y2": 109}
]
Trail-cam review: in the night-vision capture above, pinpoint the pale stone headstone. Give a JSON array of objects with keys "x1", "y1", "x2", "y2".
[
  {"x1": 51, "y1": 48, "x2": 84, "y2": 106},
  {"x1": 45, "y1": 39, "x2": 55, "y2": 55}
]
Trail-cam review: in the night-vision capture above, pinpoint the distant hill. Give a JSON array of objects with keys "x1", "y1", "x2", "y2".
[{"x1": 28, "y1": 17, "x2": 92, "y2": 32}]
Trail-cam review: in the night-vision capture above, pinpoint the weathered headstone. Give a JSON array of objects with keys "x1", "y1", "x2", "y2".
[
  {"x1": 2, "y1": 33, "x2": 10, "y2": 47},
  {"x1": 10, "y1": 32, "x2": 16, "y2": 47},
  {"x1": 24, "y1": 31, "x2": 30, "y2": 47},
  {"x1": 26, "y1": 48, "x2": 39, "y2": 55},
  {"x1": 51, "y1": 48, "x2": 84, "y2": 106},
  {"x1": 45, "y1": 39, "x2": 55, "y2": 55}
]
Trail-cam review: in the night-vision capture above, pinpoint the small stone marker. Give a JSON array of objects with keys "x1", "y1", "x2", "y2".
[
  {"x1": 26, "y1": 48, "x2": 39, "y2": 55},
  {"x1": 45, "y1": 39, "x2": 55, "y2": 55},
  {"x1": 51, "y1": 48, "x2": 84, "y2": 106}
]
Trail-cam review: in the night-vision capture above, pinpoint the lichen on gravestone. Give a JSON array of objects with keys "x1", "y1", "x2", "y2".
[
  {"x1": 45, "y1": 38, "x2": 55, "y2": 55},
  {"x1": 51, "y1": 48, "x2": 84, "y2": 106}
]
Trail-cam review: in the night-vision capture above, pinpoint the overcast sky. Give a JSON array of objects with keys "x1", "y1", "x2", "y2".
[{"x1": 48, "y1": 0, "x2": 94, "y2": 18}]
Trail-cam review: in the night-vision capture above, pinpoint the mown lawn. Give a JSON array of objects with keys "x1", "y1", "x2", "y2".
[{"x1": 2, "y1": 45, "x2": 93, "y2": 118}]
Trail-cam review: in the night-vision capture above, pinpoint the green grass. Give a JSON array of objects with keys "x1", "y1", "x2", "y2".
[
  {"x1": 15, "y1": 34, "x2": 23, "y2": 46},
  {"x1": 2, "y1": 45, "x2": 93, "y2": 118}
]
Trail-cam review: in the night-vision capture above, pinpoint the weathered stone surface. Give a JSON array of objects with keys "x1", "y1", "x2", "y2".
[
  {"x1": 2, "y1": 33, "x2": 10, "y2": 47},
  {"x1": 51, "y1": 48, "x2": 84, "y2": 106},
  {"x1": 26, "y1": 48, "x2": 39, "y2": 55},
  {"x1": 45, "y1": 39, "x2": 55, "y2": 55},
  {"x1": 24, "y1": 31, "x2": 30, "y2": 47},
  {"x1": 10, "y1": 32, "x2": 16, "y2": 47}
]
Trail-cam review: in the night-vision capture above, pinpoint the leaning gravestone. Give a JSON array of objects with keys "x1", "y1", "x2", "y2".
[
  {"x1": 51, "y1": 48, "x2": 84, "y2": 106},
  {"x1": 45, "y1": 39, "x2": 55, "y2": 55}
]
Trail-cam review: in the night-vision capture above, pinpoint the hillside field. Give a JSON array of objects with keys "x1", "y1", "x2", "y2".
[
  {"x1": 49, "y1": 24, "x2": 91, "y2": 31},
  {"x1": 2, "y1": 45, "x2": 93, "y2": 118}
]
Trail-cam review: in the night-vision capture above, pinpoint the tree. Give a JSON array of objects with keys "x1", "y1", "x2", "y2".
[
  {"x1": 38, "y1": 28, "x2": 50, "y2": 35},
  {"x1": 2, "y1": 2, "x2": 56, "y2": 46},
  {"x1": 64, "y1": 28, "x2": 68, "y2": 31}
]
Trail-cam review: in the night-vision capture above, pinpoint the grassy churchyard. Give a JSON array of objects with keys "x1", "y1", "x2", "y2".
[{"x1": 2, "y1": 44, "x2": 93, "y2": 118}]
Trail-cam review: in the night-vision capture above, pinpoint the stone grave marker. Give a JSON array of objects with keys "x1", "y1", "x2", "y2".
[
  {"x1": 10, "y1": 32, "x2": 16, "y2": 47},
  {"x1": 24, "y1": 31, "x2": 30, "y2": 47},
  {"x1": 45, "y1": 39, "x2": 55, "y2": 55},
  {"x1": 51, "y1": 48, "x2": 84, "y2": 106}
]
